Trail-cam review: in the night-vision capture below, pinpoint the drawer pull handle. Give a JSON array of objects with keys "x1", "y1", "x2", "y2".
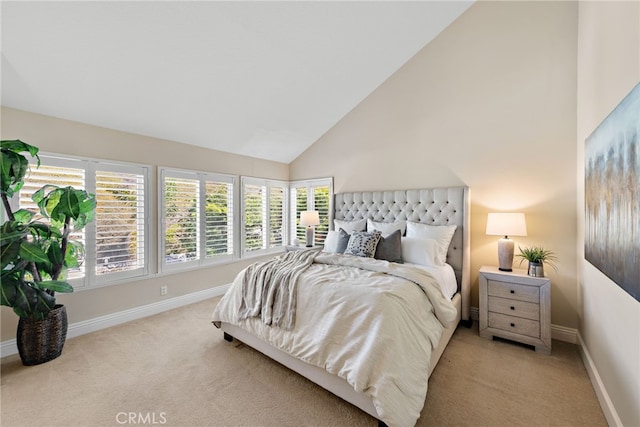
[
  {"x1": 510, "y1": 323, "x2": 515, "y2": 327},
  {"x1": 510, "y1": 290, "x2": 515, "y2": 294},
  {"x1": 510, "y1": 306, "x2": 515, "y2": 310}
]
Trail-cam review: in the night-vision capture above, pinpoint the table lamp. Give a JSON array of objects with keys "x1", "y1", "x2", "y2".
[
  {"x1": 486, "y1": 212, "x2": 527, "y2": 271},
  {"x1": 300, "y1": 211, "x2": 320, "y2": 247}
]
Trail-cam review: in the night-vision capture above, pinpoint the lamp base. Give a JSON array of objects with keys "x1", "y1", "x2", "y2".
[
  {"x1": 305, "y1": 226, "x2": 314, "y2": 248},
  {"x1": 497, "y1": 238, "x2": 515, "y2": 272}
]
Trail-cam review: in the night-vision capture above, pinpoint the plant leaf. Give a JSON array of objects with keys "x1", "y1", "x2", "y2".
[
  {"x1": 0, "y1": 240, "x2": 22, "y2": 270},
  {"x1": 12, "y1": 209, "x2": 34, "y2": 223},
  {"x1": 1, "y1": 141, "x2": 39, "y2": 197},
  {"x1": 12, "y1": 281, "x2": 37, "y2": 318},
  {"x1": 0, "y1": 221, "x2": 27, "y2": 244},
  {"x1": 18, "y1": 241, "x2": 50, "y2": 264},
  {"x1": 38, "y1": 280, "x2": 73, "y2": 294},
  {"x1": 0, "y1": 274, "x2": 20, "y2": 306},
  {"x1": 0, "y1": 140, "x2": 40, "y2": 160},
  {"x1": 47, "y1": 241, "x2": 64, "y2": 266}
]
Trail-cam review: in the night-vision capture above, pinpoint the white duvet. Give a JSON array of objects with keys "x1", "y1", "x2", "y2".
[{"x1": 211, "y1": 252, "x2": 457, "y2": 427}]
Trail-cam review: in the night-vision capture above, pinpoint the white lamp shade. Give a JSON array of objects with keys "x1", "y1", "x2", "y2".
[
  {"x1": 300, "y1": 210, "x2": 320, "y2": 226},
  {"x1": 486, "y1": 213, "x2": 527, "y2": 237}
]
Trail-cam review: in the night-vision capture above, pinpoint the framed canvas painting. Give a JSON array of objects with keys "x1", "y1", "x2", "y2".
[{"x1": 585, "y1": 82, "x2": 639, "y2": 302}]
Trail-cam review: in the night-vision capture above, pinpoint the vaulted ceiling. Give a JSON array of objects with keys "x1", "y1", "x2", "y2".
[{"x1": 1, "y1": 1, "x2": 473, "y2": 163}]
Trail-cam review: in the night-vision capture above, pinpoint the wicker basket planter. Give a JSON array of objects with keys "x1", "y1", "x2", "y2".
[{"x1": 16, "y1": 305, "x2": 68, "y2": 366}]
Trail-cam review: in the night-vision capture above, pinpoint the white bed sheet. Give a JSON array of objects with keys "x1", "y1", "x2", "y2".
[{"x1": 405, "y1": 262, "x2": 458, "y2": 300}]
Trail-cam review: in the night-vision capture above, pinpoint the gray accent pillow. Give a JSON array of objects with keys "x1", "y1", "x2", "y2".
[
  {"x1": 344, "y1": 230, "x2": 382, "y2": 258},
  {"x1": 374, "y1": 229, "x2": 403, "y2": 263},
  {"x1": 336, "y1": 228, "x2": 351, "y2": 253}
]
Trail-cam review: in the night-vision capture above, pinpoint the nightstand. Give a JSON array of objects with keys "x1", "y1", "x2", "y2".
[{"x1": 479, "y1": 266, "x2": 551, "y2": 355}]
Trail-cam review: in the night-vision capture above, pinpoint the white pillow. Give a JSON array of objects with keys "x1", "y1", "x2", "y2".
[
  {"x1": 367, "y1": 219, "x2": 406, "y2": 236},
  {"x1": 334, "y1": 218, "x2": 366, "y2": 234},
  {"x1": 401, "y1": 237, "x2": 440, "y2": 267},
  {"x1": 405, "y1": 222, "x2": 457, "y2": 266},
  {"x1": 322, "y1": 230, "x2": 339, "y2": 253}
]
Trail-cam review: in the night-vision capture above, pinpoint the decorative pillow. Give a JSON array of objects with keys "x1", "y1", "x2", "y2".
[
  {"x1": 401, "y1": 237, "x2": 440, "y2": 267},
  {"x1": 367, "y1": 219, "x2": 406, "y2": 236},
  {"x1": 374, "y1": 229, "x2": 403, "y2": 263},
  {"x1": 334, "y1": 218, "x2": 366, "y2": 234},
  {"x1": 405, "y1": 222, "x2": 457, "y2": 266},
  {"x1": 323, "y1": 229, "x2": 352, "y2": 253},
  {"x1": 344, "y1": 230, "x2": 382, "y2": 258},
  {"x1": 335, "y1": 228, "x2": 351, "y2": 253},
  {"x1": 322, "y1": 231, "x2": 339, "y2": 253}
]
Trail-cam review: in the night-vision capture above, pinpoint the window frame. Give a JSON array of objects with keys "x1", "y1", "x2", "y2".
[
  {"x1": 8, "y1": 152, "x2": 150, "y2": 290},
  {"x1": 91, "y1": 160, "x2": 150, "y2": 285},
  {"x1": 159, "y1": 167, "x2": 237, "y2": 273},
  {"x1": 289, "y1": 178, "x2": 333, "y2": 247},
  {"x1": 240, "y1": 176, "x2": 289, "y2": 258}
]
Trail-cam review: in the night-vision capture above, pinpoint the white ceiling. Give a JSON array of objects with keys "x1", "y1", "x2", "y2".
[{"x1": 1, "y1": 1, "x2": 473, "y2": 164}]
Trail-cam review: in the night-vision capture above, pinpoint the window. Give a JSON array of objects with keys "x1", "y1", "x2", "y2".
[
  {"x1": 15, "y1": 154, "x2": 149, "y2": 288},
  {"x1": 290, "y1": 178, "x2": 333, "y2": 246},
  {"x1": 160, "y1": 168, "x2": 235, "y2": 271},
  {"x1": 9, "y1": 152, "x2": 331, "y2": 286},
  {"x1": 241, "y1": 177, "x2": 287, "y2": 256},
  {"x1": 94, "y1": 163, "x2": 147, "y2": 282}
]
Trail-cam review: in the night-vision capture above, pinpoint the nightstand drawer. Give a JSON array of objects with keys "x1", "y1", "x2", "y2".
[
  {"x1": 488, "y1": 296, "x2": 540, "y2": 321},
  {"x1": 488, "y1": 312, "x2": 540, "y2": 338},
  {"x1": 487, "y1": 280, "x2": 539, "y2": 303}
]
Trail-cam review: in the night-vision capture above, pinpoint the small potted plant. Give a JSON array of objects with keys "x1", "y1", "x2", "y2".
[
  {"x1": 1, "y1": 139, "x2": 96, "y2": 365},
  {"x1": 516, "y1": 246, "x2": 558, "y2": 277}
]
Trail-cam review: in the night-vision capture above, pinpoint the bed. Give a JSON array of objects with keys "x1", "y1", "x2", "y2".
[{"x1": 212, "y1": 187, "x2": 470, "y2": 427}]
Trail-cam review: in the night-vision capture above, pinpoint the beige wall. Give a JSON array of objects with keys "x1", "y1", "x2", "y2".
[
  {"x1": 576, "y1": 2, "x2": 640, "y2": 426},
  {"x1": 1, "y1": 107, "x2": 289, "y2": 341},
  {"x1": 291, "y1": 1, "x2": 579, "y2": 328}
]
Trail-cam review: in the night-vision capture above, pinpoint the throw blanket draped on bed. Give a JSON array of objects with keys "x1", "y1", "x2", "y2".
[
  {"x1": 237, "y1": 249, "x2": 318, "y2": 330},
  {"x1": 213, "y1": 252, "x2": 457, "y2": 427}
]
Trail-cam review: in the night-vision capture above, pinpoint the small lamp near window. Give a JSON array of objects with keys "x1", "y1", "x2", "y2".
[
  {"x1": 300, "y1": 211, "x2": 320, "y2": 247},
  {"x1": 486, "y1": 213, "x2": 527, "y2": 272}
]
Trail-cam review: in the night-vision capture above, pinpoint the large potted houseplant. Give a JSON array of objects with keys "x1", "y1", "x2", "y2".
[
  {"x1": 1, "y1": 139, "x2": 96, "y2": 365},
  {"x1": 516, "y1": 245, "x2": 558, "y2": 277}
]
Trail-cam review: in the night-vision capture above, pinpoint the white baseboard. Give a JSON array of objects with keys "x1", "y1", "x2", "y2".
[
  {"x1": 551, "y1": 324, "x2": 577, "y2": 344},
  {"x1": 1, "y1": 284, "x2": 229, "y2": 358},
  {"x1": 469, "y1": 306, "x2": 577, "y2": 343},
  {"x1": 577, "y1": 331, "x2": 622, "y2": 427}
]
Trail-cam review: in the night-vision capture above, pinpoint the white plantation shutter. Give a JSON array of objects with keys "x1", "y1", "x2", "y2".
[
  {"x1": 163, "y1": 173, "x2": 200, "y2": 266},
  {"x1": 243, "y1": 183, "x2": 266, "y2": 253},
  {"x1": 313, "y1": 185, "x2": 330, "y2": 246},
  {"x1": 204, "y1": 178, "x2": 234, "y2": 260},
  {"x1": 95, "y1": 167, "x2": 147, "y2": 280},
  {"x1": 241, "y1": 177, "x2": 287, "y2": 255},
  {"x1": 269, "y1": 186, "x2": 285, "y2": 248},
  {"x1": 291, "y1": 187, "x2": 308, "y2": 245},
  {"x1": 19, "y1": 159, "x2": 86, "y2": 281}
]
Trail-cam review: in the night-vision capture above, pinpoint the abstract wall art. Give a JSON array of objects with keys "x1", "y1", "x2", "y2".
[{"x1": 585, "y1": 82, "x2": 639, "y2": 302}]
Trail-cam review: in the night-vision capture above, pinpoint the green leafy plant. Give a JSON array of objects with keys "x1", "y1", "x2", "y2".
[
  {"x1": 1, "y1": 140, "x2": 96, "y2": 320},
  {"x1": 516, "y1": 245, "x2": 558, "y2": 272}
]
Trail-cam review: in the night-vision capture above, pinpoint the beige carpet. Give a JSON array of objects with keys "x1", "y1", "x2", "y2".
[{"x1": 1, "y1": 297, "x2": 606, "y2": 427}]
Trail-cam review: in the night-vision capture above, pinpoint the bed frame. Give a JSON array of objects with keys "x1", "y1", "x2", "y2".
[{"x1": 220, "y1": 186, "x2": 470, "y2": 423}]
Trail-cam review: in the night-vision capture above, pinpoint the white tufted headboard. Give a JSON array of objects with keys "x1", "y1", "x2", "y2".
[{"x1": 333, "y1": 187, "x2": 470, "y2": 321}]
